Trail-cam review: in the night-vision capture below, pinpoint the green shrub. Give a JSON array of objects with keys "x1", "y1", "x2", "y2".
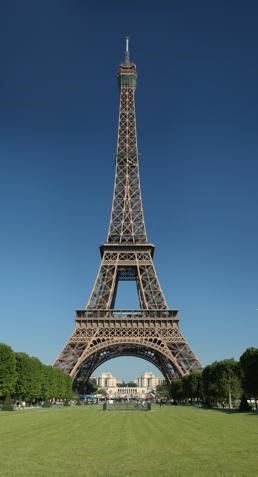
[{"x1": 42, "y1": 401, "x2": 51, "y2": 408}]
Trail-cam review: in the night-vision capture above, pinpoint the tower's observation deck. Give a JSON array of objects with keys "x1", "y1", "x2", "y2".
[{"x1": 118, "y1": 63, "x2": 137, "y2": 89}]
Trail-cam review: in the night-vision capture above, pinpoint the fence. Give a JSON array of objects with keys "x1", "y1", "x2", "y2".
[{"x1": 103, "y1": 402, "x2": 151, "y2": 411}]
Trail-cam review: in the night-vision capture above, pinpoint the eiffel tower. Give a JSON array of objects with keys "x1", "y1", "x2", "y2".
[{"x1": 54, "y1": 38, "x2": 202, "y2": 389}]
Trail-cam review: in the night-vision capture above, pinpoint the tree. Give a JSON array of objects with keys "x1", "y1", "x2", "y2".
[
  {"x1": 53, "y1": 368, "x2": 65, "y2": 399},
  {"x1": 239, "y1": 394, "x2": 252, "y2": 412},
  {"x1": 1, "y1": 343, "x2": 73, "y2": 404},
  {"x1": 202, "y1": 362, "x2": 221, "y2": 407},
  {"x1": 170, "y1": 379, "x2": 184, "y2": 402},
  {"x1": 240, "y1": 347, "x2": 258, "y2": 409},
  {"x1": 52, "y1": 367, "x2": 73, "y2": 400},
  {"x1": 0, "y1": 343, "x2": 16, "y2": 398},
  {"x1": 156, "y1": 382, "x2": 170, "y2": 399},
  {"x1": 41, "y1": 366, "x2": 56, "y2": 401},
  {"x1": 15, "y1": 352, "x2": 43, "y2": 402},
  {"x1": 30, "y1": 357, "x2": 44, "y2": 400},
  {"x1": 63, "y1": 373, "x2": 73, "y2": 400},
  {"x1": 2, "y1": 394, "x2": 14, "y2": 411},
  {"x1": 15, "y1": 352, "x2": 35, "y2": 400},
  {"x1": 83, "y1": 379, "x2": 98, "y2": 395},
  {"x1": 215, "y1": 359, "x2": 242, "y2": 408},
  {"x1": 202, "y1": 360, "x2": 242, "y2": 408},
  {"x1": 182, "y1": 372, "x2": 203, "y2": 403},
  {"x1": 15, "y1": 352, "x2": 72, "y2": 403},
  {"x1": 97, "y1": 388, "x2": 108, "y2": 397}
]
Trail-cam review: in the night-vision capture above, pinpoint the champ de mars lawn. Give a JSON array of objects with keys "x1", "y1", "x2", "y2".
[{"x1": 0, "y1": 405, "x2": 257, "y2": 477}]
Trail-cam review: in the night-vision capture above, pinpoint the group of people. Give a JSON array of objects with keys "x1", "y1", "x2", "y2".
[{"x1": 16, "y1": 401, "x2": 26, "y2": 409}]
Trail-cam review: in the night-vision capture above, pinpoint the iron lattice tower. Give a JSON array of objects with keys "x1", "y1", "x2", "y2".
[{"x1": 55, "y1": 39, "x2": 202, "y2": 389}]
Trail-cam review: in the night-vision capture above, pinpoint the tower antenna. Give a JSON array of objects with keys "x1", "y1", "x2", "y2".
[{"x1": 125, "y1": 35, "x2": 130, "y2": 65}]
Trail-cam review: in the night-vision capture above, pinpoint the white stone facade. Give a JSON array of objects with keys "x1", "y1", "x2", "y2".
[
  {"x1": 92, "y1": 371, "x2": 165, "y2": 398},
  {"x1": 135, "y1": 371, "x2": 165, "y2": 390},
  {"x1": 94, "y1": 372, "x2": 121, "y2": 389}
]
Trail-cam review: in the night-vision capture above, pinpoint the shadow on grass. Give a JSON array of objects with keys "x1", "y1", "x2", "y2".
[{"x1": 199, "y1": 407, "x2": 258, "y2": 416}]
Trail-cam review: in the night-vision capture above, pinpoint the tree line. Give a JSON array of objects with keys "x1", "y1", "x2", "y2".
[
  {"x1": 157, "y1": 347, "x2": 258, "y2": 410},
  {"x1": 1, "y1": 342, "x2": 257, "y2": 409},
  {"x1": 0, "y1": 343, "x2": 73, "y2": 404}
]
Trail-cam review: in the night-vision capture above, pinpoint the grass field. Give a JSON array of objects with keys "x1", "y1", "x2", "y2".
[{"x1": 0, "y1": 405, "x2": 257, "y2": 477}]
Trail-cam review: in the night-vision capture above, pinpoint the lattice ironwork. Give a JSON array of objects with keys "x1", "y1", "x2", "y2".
[
  {"x1": 54, "y1": 39, "x2": 202, "y2": 389},
  {"x1": 86, "y1": 249, "x2": 167, "y2": 310}
]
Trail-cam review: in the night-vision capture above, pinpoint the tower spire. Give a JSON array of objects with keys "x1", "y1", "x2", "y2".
[{"x1": 124, "y1": 35, "x2": 130, "y2": 65}]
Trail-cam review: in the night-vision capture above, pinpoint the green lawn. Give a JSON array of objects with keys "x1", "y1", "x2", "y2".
[{"x1": 0, "y1": 405, "x2": 257, "y2": 476}]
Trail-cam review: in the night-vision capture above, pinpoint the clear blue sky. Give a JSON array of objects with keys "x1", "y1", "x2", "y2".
[{"x1": 0, "y1": 1, "x2": 258, "y2": 381}]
